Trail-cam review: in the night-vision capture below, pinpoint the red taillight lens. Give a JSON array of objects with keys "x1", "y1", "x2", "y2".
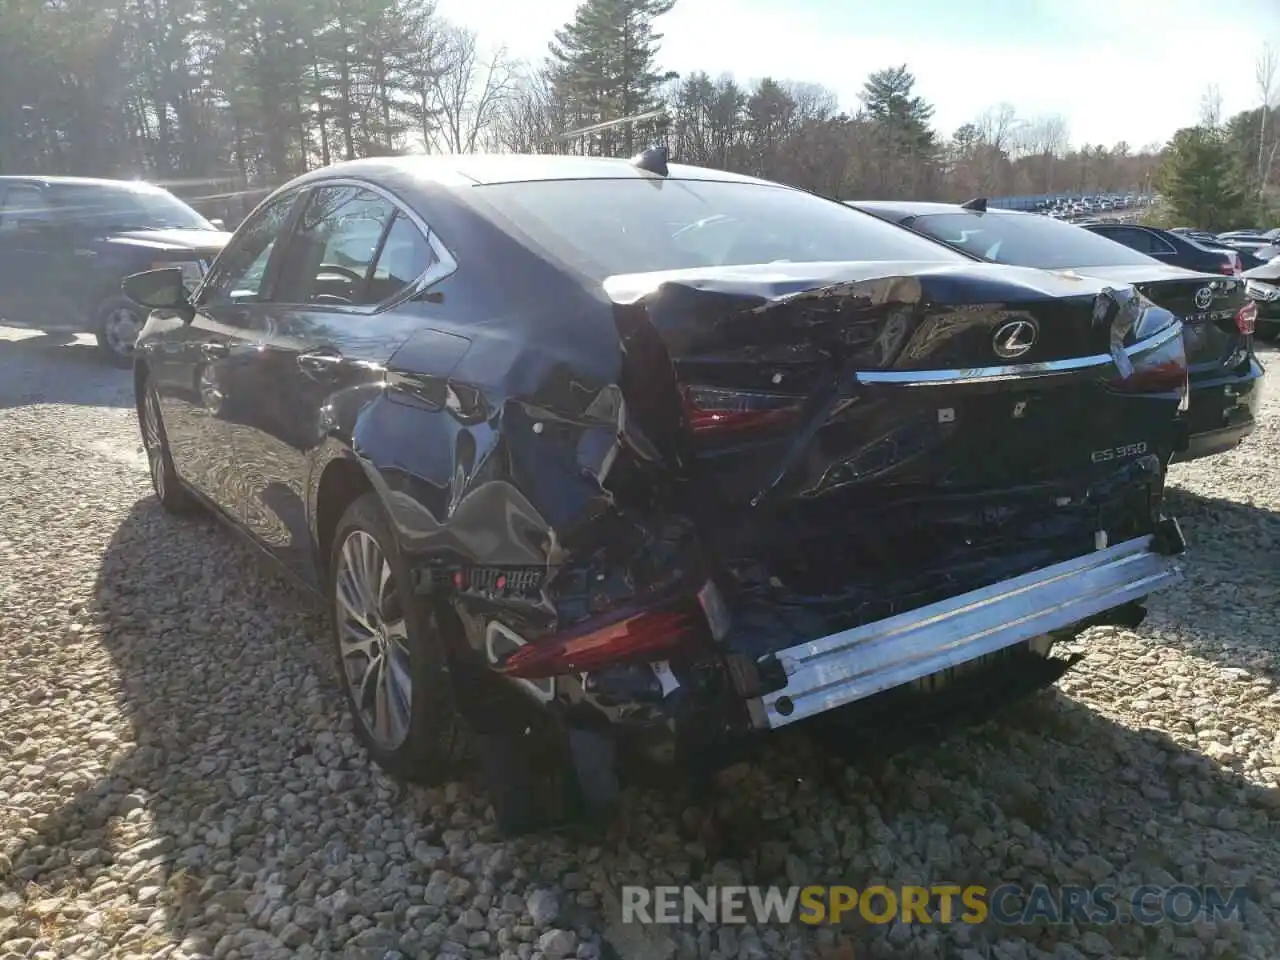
[
  {"x1": 1107, "y1": 331, "x2": 1188, "y2": 394},
  {"x1": 681, "y1": 386, "x2": 802, "y2": 437},
  {"x1": 1235, "y1": 301, "x2": 1257, "y2": 335},
  {"x1": 1220, "y1": 254, "x2": 1242, "y2": 277},
  {"x1": 501, "y1": 600, "x2": 703, "y2": 679}
]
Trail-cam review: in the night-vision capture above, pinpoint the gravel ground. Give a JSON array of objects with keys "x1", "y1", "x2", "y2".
[{"x1": 0, "y1": 326, "x2": 1278, "y2": 960}]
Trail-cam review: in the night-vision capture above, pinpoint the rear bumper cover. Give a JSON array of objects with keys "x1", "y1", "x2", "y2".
[
  {"x1": 1175, "y1": 354, "x2": 1264, "y2": 462},
  {"x1": 746, "y1": 532, "x2": 1182, "y2": 730}
]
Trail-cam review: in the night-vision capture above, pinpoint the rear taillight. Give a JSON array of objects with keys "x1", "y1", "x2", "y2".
[
  {"x1": 1235, "y1": 301, "x2": 1257, "y2": 335},
  {"x1": 681, "y1": 386, "x2": 802, "y2": 437},
  {"x1": 1107, "y1": 330, "x2": 1188, "y2": 395},
  {"x1": 1220, "y1": 254, "x2": 1242, "y2": 277},
  {"x1": 501, "y1": 599, "x2": 704, "y2": 679}
]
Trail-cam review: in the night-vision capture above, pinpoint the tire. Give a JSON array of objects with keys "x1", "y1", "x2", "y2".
[
  {"x1": 329, "y1": 492, "x2": 469, "y2": 783},
  {"x1": 137, "y1": 376, "x2": 197, "y2": 514},
  {"x1": 94, "y1": 295, "x2": 147, "y2": 368}
]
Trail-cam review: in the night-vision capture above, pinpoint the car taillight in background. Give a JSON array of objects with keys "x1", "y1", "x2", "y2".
[
  {"x1": 1235, "y1": 300, "x2": 1257, "y2": 336},
  {"x1": 1219, "y1": 252, "x2": 1242, "y2": 277},
  {"x1": 681, "y1": 385, "x2": 802, "y2": 437}
]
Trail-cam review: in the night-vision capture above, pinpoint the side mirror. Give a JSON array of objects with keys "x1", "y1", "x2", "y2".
[
  {"x1": 122, "y1": 267, "x2": 195, "y2": 320},
  {"x1": 209, "y1": 218, "x2": 226, "y2": 230}
]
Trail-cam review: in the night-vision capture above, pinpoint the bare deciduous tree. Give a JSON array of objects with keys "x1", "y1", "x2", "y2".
[
  {"x1": 1255, "y1": 42, "x2": 1278, "y2": 197},
  {"x1": 1199, "y1": 84, "x2": 1223, "y2": 130},
  {"x1": 423, "y1": 24, "x2": 514, "y2": 154}
]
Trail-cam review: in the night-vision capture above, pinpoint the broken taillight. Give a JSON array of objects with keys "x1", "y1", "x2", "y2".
[
  {"x1": 1219, "y1": 254, "x2": 1242, "y2": 277},
  {"x1": 501, "y1": 599, "x2": 705, "y2": 680},
  {"x1": 681, "y1": 386, "x2": 802, "y2": 437},
  {"x1": 1235, "y1": 301, "x2": 1257, "y2": 336},
  {"x1": 1107, "y1": 330, "x2": 1188, "y2": 395}
]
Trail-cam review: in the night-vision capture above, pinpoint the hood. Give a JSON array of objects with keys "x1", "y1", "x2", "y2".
[
  {"x1": 104, "y1": 228, "x2": 233, "y2": 256},
  {"x1": 1243, "y1": 257, "x2": 1280, "y2": 282}
]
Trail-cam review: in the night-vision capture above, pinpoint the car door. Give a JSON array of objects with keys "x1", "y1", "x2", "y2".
[
  {"x1": 149, "y1": 190, "x2": 303, "y2": 511},
  {"x1": 211, "y1": 181, "x2": 443, "y2": 587},
  {"x1": 0, "y1": 182, "x2": 60, "y2": 326}
]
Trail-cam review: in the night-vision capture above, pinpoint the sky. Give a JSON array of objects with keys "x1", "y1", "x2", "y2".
[{"x1": 432, "y1": 0, "x2": 1280, "y2": 150}]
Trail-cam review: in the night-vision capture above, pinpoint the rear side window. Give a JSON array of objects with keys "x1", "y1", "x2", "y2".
[
  {"x1": 1092, "y1": 226, "x2": 1174, "y2": 256},
  {"x1": 909, "y1": 212, "x2": 1160, "y2": 269},
  {"x1": 0, "y1": 184, "x2": 52, "y2": 231},
  {"x1": 272, "y1": 186, "x2": 433, "y2": 307},
  {"x1": 475, "y1": 178, "x2": 967, "y2": 280},
  {"x1": 46, "y1": 183, "x2": 213, "y2": 231}
]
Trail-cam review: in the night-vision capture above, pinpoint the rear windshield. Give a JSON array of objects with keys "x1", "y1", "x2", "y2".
[
  {"x1": 908, "y1": 212, "x2": 1159, "y2": 269},
  {"x1": 47, "y1": 183, "x2": 215, "y2": 232},
  {"x1": 474, "y1": 178, "x2": 968, "y2": 279}
]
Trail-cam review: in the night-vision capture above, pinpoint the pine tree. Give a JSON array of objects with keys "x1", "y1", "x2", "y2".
[
  {"x1": 548, "y1": 0, "x2": 677, "y2": 156},
  {"x1": 1157, "y1": 126, "x2": 1249, "y2": 231}
]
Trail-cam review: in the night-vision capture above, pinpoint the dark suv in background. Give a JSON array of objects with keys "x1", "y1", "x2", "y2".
[{"x1": 0, "y1": 176, "x2": 231, "y2": 364}]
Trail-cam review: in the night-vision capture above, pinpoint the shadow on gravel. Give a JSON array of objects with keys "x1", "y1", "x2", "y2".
[
  {"x1": 1, "y1": 495, "x2": 1277, "y2": 958},
  {"x1": 0, "y1": 331, "x2": 132, "y2": 410},
  {"x1": 1151, "y1": 486, "x2": 1280, "y2": 677}
]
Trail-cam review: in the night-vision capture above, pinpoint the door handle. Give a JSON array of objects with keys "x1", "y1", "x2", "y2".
[
  {"x1": 297, "y1": 349, "x2": 343, "y2": 380},
  {"x1": 201, "y1": 341, "x2": 229, "y2": 359}
]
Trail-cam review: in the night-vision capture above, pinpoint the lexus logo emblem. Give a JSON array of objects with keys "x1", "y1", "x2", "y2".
[
  {"x1": 1194, "y1": 285, "x2": 1214, "y2": 310},
  {"x1": 992, "y1": 318, "x2": 1038, "y2": 360}
]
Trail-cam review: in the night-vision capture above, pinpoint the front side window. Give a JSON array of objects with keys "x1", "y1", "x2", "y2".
[
  {"x1": 908, "y1": 212, "x2": 1160, "y2": 269},
  {"x1": 200, "y1": 192, "x2": 299, "y2": 303},
  {"x1": 474, "y1": 178, "x2": 969, "y2": 280},
  {"x1": 0, "y1": 185, "x2": 53, "y2": 232}
]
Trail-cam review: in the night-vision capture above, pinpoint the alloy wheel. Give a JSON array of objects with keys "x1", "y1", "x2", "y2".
[
  {"x1": 335, "y1": 530, "x2": 413, "y2": 751},
  {"x1": 141, "y1": 388, "x2": 167, "y2": 501},
  {"x1": 104, "y1": 306, "x2": 144, "y2": 359}
]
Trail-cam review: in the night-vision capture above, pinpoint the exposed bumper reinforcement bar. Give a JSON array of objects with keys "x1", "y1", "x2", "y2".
[{"x1": 747, "y1": 534, "x2": 1181, "y2": 730}]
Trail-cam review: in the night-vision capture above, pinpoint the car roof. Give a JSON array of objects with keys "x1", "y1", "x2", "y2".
[
  {"x1": 286, "y1": 154, "x2": 780, "y2": 191},
  {"x1": 0, "y1": 175, "x2": 171, "y2": 192}
]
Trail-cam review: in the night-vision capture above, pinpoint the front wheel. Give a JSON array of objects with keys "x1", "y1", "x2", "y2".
[
  {"x1": 329, "y1": 493, "x2": 469, "y2": 783},
  {"x1": 138, "y1": 377, "x2": 196, "y2": 514},
  {"x1": 95, "y1": 296, "x2": 147, "y2": 367}
]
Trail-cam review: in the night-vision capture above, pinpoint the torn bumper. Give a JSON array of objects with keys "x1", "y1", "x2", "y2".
[{"x1": 746, "y1": 533, "x2": 1182, "y2": 730}]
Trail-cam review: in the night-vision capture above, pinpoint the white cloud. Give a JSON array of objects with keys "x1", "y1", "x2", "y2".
[{"x1": 434, "y1": 0, "x2": 1278, "y2": 148}]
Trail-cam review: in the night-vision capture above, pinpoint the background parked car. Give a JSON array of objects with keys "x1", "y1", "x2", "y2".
[
  {"x1": 1082, "y1": 222, "x2": 1244, "y2": 277},
  {"x1": 851, "y1": 199, "x2": 1263, "y2": 463},
  {"x1": 0, "y1": 176, "x2": 231, "y2": 364},
  {"x1": 1245, "y1": 256, "x2": 1280, "y2": 340}
]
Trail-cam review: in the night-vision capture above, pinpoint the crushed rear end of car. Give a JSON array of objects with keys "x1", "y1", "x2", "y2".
[{"x1": 474, "y1": 262, "x2": 1187, "y2": 786}]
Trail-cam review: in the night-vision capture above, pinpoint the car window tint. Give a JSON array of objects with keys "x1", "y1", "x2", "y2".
[
  {"x1": 475, "y1": 179, "x2": 968, "y2": 281},
  {"x1": 908, "y1": 212, "x2": 1160, "y2": 269},
  {"x1": 272, "y1": 186, "x2": 398, "y2": 307},
  {"x1": 0, "y1": 185, "x2": 53, "y2": 231},
  {"x1": 1093, "y1": 226, "x2": 1164, "y2": 255},
  {"x1": 200, "y1": 192, "x2": 298, "y2": 303}
]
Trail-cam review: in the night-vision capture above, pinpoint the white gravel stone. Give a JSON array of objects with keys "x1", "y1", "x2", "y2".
[{"x1": 1, "y1": 328, "x2": 1279, "y2": 960}]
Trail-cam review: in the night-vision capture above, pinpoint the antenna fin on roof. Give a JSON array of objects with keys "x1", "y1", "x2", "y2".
[
  {"x1": 630, "y1": 145, "x2": 669, "y2": 177},
  {"x1": 960, "y1": 197, "x2": 988, "y2": 212}
]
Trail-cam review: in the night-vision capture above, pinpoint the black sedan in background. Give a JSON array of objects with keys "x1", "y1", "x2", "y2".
[
  {"x1": 0, "y1": 176, "x2": 231, "y2": 364},
  {"x1": 1081, "y1": 222, "x2": 1244, "y2": 277},
  {"x1": 852, "y1": 200, "x2": 1263, "y2": 462},
  {"x1": 123, "y1": 155, "x2": 1187, "y2": 830}
]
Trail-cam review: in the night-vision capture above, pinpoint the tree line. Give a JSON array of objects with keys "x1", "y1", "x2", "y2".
[{"x1": 0, "y1": 0, "x2": 1275, "y2": 224}]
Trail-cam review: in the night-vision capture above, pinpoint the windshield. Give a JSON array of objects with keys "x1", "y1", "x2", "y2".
[
  {"x1": 475, "y1": 178, "x2": 968, "y2": 280},
  {"x1": 47, "y1": 183, "x2": 215, "y2": 231},
  {"x1": 908, "y1": 212, "x2": 1159, "y2": 269}
]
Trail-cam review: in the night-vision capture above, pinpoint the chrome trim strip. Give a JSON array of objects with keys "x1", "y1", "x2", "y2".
[
  {"x1": 748, "y1": 535, "x2": 1181, "y2": 730},
  {"x1": 856, "y1": 320, "x2": 1183, "y2": 386}
]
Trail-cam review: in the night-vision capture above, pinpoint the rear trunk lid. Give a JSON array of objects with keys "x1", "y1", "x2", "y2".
[
  {"x1": 1073, "y1": 263, "x2": 1249, "y2": 376},
  {"x1": 607, "y1": 260, "x2": 1186, "y2": 655}
]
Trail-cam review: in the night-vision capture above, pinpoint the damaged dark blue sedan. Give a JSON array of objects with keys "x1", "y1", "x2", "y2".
[{"x1": 124, "y1": 152, "x2": 1187, "y2": 832}]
